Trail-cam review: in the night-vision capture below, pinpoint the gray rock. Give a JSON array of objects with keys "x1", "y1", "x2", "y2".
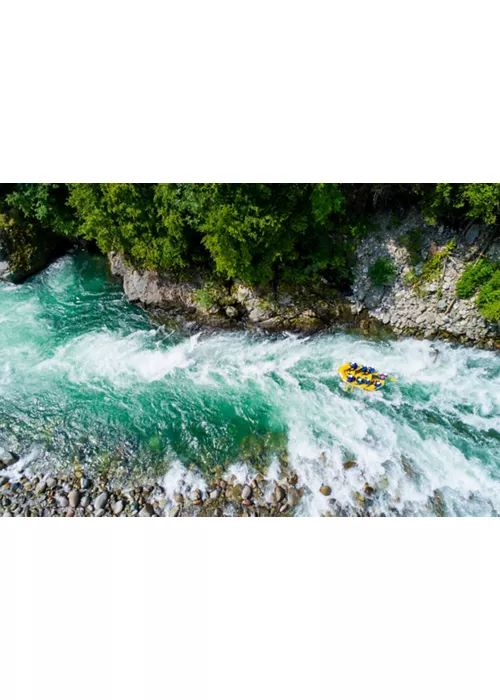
[
  {"x1": 465, "y1": 224, "x2": 481, "y2": 245},
  {"x1": 3, "y1": 511, "x2": 12, "y2": 517},
  {"x1": 139, "y1": 504, "x2": 153, "y2": 517},
  {"x1": 46, "y1": 477, "x2": 57, "y2": 489},
  {"x1": 0, "y1": 446, "x2": 17, "y2": 467},
  {"x1": 58, "y1": 496, "x2": 69, "y2": 508},
  {"x1": 95, "y1": 508, "x2": 105, "y2": 517},
  {"x1": 209, "y1": 489, "x2": 220, "y2": 500},
  {"x1": 364, "y1": 289, "x2": 384, "y2": 310},
  {"x1": 109, "y1": 252, "x2": 197, "y2": 310},
  {"x1": 249, "y1": 307, "x2": 272, "y2": 323},
  {"x1": 81, "y1": 477, "x2": 91, "y2": 490},
  {"x1": 241, "y1": 485, "x2": 252, "y2": 500},
  {"x1": 35, "y1": 481, "x2": 47, "y2": 494},
  {"x1": 225, "y1": 306, "x2": 238, "y2": 318},
  {"x1": 0, "y1": 476, "x2": 8, "y2": 488},
  {"x1": 80, "y1": 495, "x2": 90, "y2": 508},
  {"x1": 113, "y1": 500, "x2": 124, "y2": 515},
  {"x1": 94, "y1": 492, "x2": 109, "y2": 510},
  {"x1": 68, "y1": 490, "x2": 80, "y2": 508},
  {"x1": 169, "y1": 505, "x2": 180, "y2": 517}
]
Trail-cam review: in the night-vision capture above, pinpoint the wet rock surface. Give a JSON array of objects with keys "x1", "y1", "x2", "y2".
[{"x1": 0, "y1": 458, "x2": 386, "y2": 517}]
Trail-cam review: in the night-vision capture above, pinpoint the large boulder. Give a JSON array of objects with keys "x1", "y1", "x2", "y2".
[
  {"x1": 0, "y1": 445, "x2": 18, "y2": 467},
  {"x1": 108, "y1": 253, "x2": 198, "y2": 310}
]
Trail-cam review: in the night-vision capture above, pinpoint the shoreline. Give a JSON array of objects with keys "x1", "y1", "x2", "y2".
[
  {"x1": 0, "y1": 455, "x2": 309, "y2": 517},
  {"x1": 0, "y1": 447, "x2": 396, "y2": 518},
  {"x1": 107, "y1": 210, "x2": 500, "y2": 352}
]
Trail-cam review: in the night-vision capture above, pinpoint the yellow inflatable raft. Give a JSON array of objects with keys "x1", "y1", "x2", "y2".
[{"x1": 338, "y1": 362, "x2": 395, "y2": 392}]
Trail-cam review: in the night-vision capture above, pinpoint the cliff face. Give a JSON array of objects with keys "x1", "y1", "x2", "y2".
[
  {"x1": 109, "y1": 213, "x2": 500, "y2": 350},
  {"x1": 348, "y1": 212, "x2": 499, "y2": 350}
]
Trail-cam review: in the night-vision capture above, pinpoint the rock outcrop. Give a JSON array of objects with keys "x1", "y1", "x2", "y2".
[
  {"x1": 108, "y1": 252, "x2": 354, "y2": 333},
  {"x1": 108, "y1": 217, "x2": 500, "y2": 348},
  {"x1": 347, "y1": 212, "x2": 499, "y2": 350}
]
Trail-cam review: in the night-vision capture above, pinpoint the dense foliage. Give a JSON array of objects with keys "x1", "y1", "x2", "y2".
[
  {"x1": 368, "y1": 257, "x2": 396, "y2": 286},
  {"x1": 456, "y1": 258, "x2": 500, "y2": 322},
  {"x1": 456, "y1": 259, "x2": 496, "y2": 298},
  {"x1": 67, "y1": 183, "x2": 360, "y2": 286},
  {"x1": 476, "y1": 270, "x2": 500, "y2": 322},
  {"x1": 1, "y1": 184, "x2": 499, "y2": 299}
]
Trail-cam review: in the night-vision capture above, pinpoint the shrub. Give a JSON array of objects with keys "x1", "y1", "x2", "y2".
[
  {"x1": 456, "y1": 258, "x2": 495, "y2": 298},
  {"x1": 476, "y1": 270, "x2": 500, "y2": 322},
  {"x1": 420, "y1": 239, "x2": 455, "y2": 284},
  {"x1": 368, "y1": 257, "x2": 395, "y2": 286}
]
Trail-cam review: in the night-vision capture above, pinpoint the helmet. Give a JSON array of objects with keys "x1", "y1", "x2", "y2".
[
  {"x1": 357, "y1": 377, "x2": 363, "y2": 384},
  {"x1": 364, "y1": 379, "x2": 371, "y2": 385},
  {"x1": 347, "y1": 374, "x2": 354, "y2": 383},
  {"x1": 368, "y1": 367, "x2": 375, "y2": 374},
  {"x1": 361, "y1": 365, "x2": 367, "y2": 373},
  {"x1": 350, "y1": 362, "x2": 358, "y2": 369},
  {"x1": 375, "y1": 380, "x2": 382, "y2": 387}
]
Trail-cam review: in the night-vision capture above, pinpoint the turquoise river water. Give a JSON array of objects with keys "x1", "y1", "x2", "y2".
[{"x1": 1, "y1": 253, "x2": 499, "y2": 516}]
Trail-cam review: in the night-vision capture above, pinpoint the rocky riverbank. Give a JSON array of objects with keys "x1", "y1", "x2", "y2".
[
  {"x1": 348, "y1": 211, "x2": 500, "y2": 350},
  {"x1": 1, "y1": 446, "x2": 386, "y2": 517},
  {"x1": 108, "y1": 252, "x2": 355, "y2": 333},
  {"x1": 108, "y1": 212, "x2": 500, "y2": 349}
]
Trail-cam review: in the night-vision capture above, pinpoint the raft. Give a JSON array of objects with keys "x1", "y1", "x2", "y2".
[{"x1": 338, "y1": 362, "x2": 394, "y2": 392}]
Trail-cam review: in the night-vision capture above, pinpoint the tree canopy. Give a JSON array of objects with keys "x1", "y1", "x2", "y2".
[{"x1": 1, "y1": 183, "x2": 499, "y2": 292}]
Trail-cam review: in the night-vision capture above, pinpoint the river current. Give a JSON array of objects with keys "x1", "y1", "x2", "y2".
[{"x1": 1, "y1": 253, "x2": 499, "y2": 516}]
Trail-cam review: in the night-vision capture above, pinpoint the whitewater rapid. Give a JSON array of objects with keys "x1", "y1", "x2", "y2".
[{"x1": 1, "y1": 253, "x2": 499, "y2": 516}]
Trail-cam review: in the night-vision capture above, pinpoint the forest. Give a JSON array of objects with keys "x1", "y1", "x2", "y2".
[{"x1": 1, "y1": 183, "x2": 499, "y2": 319}]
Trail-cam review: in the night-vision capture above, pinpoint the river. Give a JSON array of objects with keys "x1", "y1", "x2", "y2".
[{"x1": 1, "y1": 252, "x2": 499, "y2": 516}]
